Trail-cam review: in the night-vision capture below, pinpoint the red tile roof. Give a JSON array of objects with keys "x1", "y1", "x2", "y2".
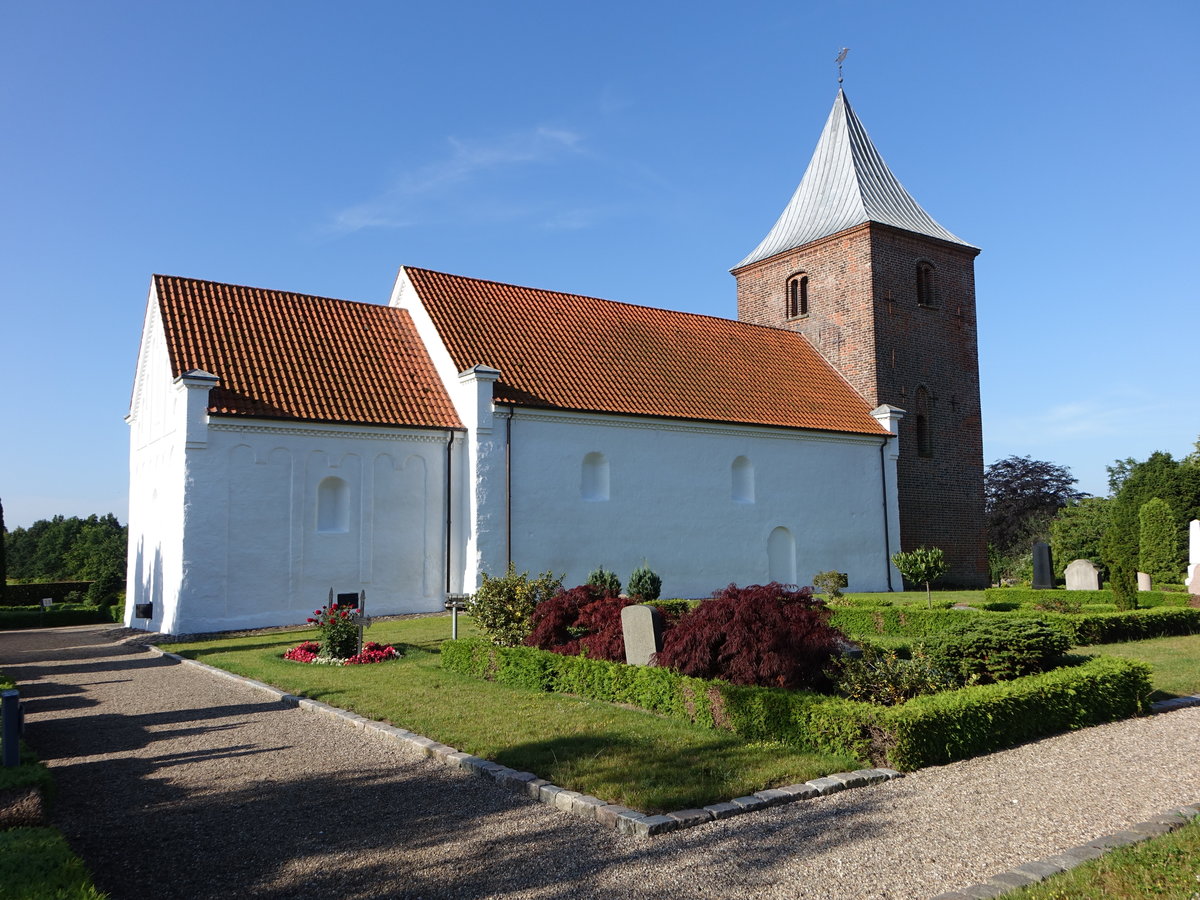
[
  {"x1": 405, "y1": 267, "x2": 888, "y2": 436},
  {"x1": 154, "y1": 275, "x2": 461, "y2": 430}
]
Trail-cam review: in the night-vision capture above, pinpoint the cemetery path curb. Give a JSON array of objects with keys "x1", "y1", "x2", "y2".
[
  {"x1": 8, "y1": 625, "x2": 1200, "y2": 900},
  {"x1": 150, "y1": 645, "x2": 904, "y2": 837}
]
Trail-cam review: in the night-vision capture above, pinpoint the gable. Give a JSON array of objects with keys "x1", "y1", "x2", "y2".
[
  {"x1": 404, "y1": 267, "x2": 888, "y2": 437},
  {"x1": 153, "y1": 275, "x2": 462, "y2": 430}
]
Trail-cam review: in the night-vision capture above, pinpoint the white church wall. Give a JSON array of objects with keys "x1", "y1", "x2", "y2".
[
  {"x1": 125, "y1": 296, "x2": 188, "y2": 633},
  {"x1": 162, "y1": 418, "x2": 453, "y2": 634},
  {"x1": 504, "y1": 408, "x2": 898, "y2": 598}
]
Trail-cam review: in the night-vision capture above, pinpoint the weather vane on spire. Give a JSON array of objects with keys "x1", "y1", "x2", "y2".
[{"x1": 836, "y1": 47, "x2": 849, "y2": 85}]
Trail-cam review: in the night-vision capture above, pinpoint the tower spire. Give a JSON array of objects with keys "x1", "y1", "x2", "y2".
[{"x1": 733, "y1": 90, "x2": 974, "y2": 271}]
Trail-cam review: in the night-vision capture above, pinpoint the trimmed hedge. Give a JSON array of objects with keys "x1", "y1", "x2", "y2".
[
  {"x1": 2, "y1": 583, "x2": 93, "y2": 607},
  {"x1": 877, "y1": 655, "x2": 1150, "y2": 769},
  {"x1": 834, "y1": 604, "x2": 1200, "y2": 645},
  {"x1": 1040, "y1": 608, "x2": 1200, "y2": 645},
  {"x1": 0, "y1": 604, "x2": 111, "y2": 630},
  {"x1": 830, "y1": 606, "x2": 982, "y2": 637},
  {"x1": 983, "y1": 587, "x2": 1184, "y2": 608},
  {"x1": 441, "y1": 638, "x2": 1151, "y2": 770}
]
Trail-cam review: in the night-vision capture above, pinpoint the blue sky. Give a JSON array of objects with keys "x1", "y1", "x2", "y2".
[{"x1": 2, "y1": 1, "x2": 1197, "y2": 528}]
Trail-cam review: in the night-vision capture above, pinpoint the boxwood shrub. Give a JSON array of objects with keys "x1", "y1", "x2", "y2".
[
  {"x1": 834, "y1": 604, "x2": 1200, "y2": 646},
  {"x1": 983, "y1": 587, "x2": 1184, "y2": 607},
  {"x1": 830, "y1": 607, "x2": 983, "y2": 638},
  {"x1": 441, "y1": 639, "x2": 1151, "y2": 770}
]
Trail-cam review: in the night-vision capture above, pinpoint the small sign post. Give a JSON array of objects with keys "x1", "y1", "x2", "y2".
[{"x1": 444, "y1": 594, "x2": 471, "y2": 639}]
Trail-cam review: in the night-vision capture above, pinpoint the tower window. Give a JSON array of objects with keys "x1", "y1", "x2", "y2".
[
  {"x1": 916, "y1": 261, "x2": 937, "y2": 308},
  {"x1": 914, "y1": 387, "x2": 932, "y2": 458},
  {"x1": 786, "y1": 274, "x2": 809, "y2": 318}
]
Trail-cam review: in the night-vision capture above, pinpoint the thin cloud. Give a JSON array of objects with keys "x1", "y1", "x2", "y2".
[{"x1": 326, "y1": 126, "x2": 584, "y2": 234}]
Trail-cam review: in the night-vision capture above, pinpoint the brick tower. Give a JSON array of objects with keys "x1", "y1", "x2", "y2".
[{"x1": 732, "y1": 90, "x2": 987, "y2": 587}]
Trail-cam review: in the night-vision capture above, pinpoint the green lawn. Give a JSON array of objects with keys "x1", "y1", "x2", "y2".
[
  {"x1": 1001, "y1": 815, "x2": 1200, "y2": 899},
  {"x1": 1078, "y1": 633, "x2": 1200, "y2": 700},
  {"x1": 0, "y1": 828, "x2": 107, "y2": 900},
  {"x1": 168, "y1": 616, "x2": 859, "y2": 813}
]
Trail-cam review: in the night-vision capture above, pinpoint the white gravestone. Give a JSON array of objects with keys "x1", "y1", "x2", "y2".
[
  {"x1": 1188, "y1": 520, "x2": 1200, "y2": 591},
  {"x1": 621, "y1": 604, "x2": 664, "y2": 666},
  {"x1": 1064, "y1": 559, "x2": 1101, "y2": 591},
  {"x1": 1187, "y1": 563, "x2": 1200, "y2": 593},
  {"x1": 1137, "y1": 572, "x2": 1153, "y2": 592}
]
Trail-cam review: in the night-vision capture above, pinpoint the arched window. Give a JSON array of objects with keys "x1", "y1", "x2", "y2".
[
  {"x1": 767, "y1": 526, "x2": 797, "y2": 586},
  {"x1": 916, "y1": 261, "x2": 937, "y2": 308},
  {"x1": 731, "y1": 456, "x2": 754, "y2": 503},
  {"x1": 786, "y1": 274, "x2": 809, "y2": 318},
  {"x1": 581, "y1": 452, "x2": 609, "y2": 501},
  {"x1": 914, "y1": 387, "x2": 932, "y2": 458},
  {"x1": 317, "y1": 476, "x2": 350, "y2": 532}
]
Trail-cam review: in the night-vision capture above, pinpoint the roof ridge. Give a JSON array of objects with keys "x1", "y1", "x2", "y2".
[
  {"x1": 406, "y1": 265, "x2": 822, "y2": 337},
  {"x1": 154, "y1": 273, "x2": 380, "y2": 310}
]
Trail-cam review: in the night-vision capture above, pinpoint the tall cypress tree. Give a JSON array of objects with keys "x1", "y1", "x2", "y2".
[{"x1": 1139, "y1": 498, "x2": 1181, "y2": 585}]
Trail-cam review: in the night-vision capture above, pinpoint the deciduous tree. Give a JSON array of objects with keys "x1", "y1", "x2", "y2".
[{"x1": 985, "y1": 456, "x2": 1084, "y2": 557}]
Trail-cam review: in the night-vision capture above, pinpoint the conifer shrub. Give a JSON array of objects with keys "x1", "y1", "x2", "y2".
[
  {"x1": 585, "y1": 567, "x2": 622, "y2": 597},
  {"x1": 1138, "y1": 497, "x2": 1181, "y2": 585},
  {"x1": 523, "y1": 585, "x2": 633, "y2": 661},
  {"x1": 627, "y1": 563, "x2": 662, "y2": 601},
  {"x1": 654, "y1": 582, "x2": 843, "y2": 690},
  {"x1": 921, "y1": 617, "x2": 1070, "y2": 684}
]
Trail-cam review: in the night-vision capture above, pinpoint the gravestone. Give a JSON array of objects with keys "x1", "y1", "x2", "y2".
[
  {"x1": 1064, "y1": 559, "x2": 1101, "y2": 591},
  {"x1": 621, "y1": 604, "x2": 664, "y2": 666},
  {"x1": 1031, "y1": 541, "x2": 1054, "y2": 589},
  {"x1": 1137, "y1": 572, "x2": 1153, "y2": 592},
  {"x1": 1188, "y1": 520, "x2": 1200, "y2": 591}
]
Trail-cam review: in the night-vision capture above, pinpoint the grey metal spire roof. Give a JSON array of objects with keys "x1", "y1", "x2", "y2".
[{"x1": 734, "y1": 90, "x2": 974, "y2": 270}]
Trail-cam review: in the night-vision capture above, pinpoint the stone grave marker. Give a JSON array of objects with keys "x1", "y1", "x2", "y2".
[
  {"x1": 1064, "y1": 559, "x2": 1101, "y2": 591},
  {"x1": 1188, "y1": 520, "x2": 1200, "y2": 591},
  {"x1": 621, "y1": 604, "x2": 664, "y2": 666},
  {"x1": 1137, "y1": 572, "x2": 1153, "y2": 592},
  {"x1": 1032, "y1": 541, "x2": 1054, "y2": 589}
]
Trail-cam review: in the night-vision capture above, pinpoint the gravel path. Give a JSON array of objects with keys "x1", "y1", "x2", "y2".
[{"x1": 3, "y1": 624, "x2": 1198, "y2": 900}]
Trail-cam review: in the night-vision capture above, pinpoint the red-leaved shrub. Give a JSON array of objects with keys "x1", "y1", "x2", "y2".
[
  {"x1": 654, "y1": 582, "x2": 843, "y2": 690},
  {"x1": 524, "y1": 585, "x2": 635, "y2": 661}
]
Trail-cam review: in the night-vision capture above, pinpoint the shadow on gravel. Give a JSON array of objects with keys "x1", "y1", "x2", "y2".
[
  {"x1": 7, "y1": 628, "x2": 902, "y2": 900},
  {"x1": 28, "y1": 702, "x2": 290, "y2": 760},
  {"x1": 52, "y1": 760, "x2": 899, "y2": 900}
]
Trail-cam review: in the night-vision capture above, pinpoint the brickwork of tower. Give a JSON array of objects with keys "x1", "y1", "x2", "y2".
[{"x1": 734, "y1": 222, "x2": 989, "y2": 587}]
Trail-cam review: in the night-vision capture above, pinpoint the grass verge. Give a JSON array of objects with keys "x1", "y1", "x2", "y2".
[
  {"x1": 0, "y1": 827, "x2": 107, "y2": 900},
  {"x1": 1076, "y1": 633, "x2": 1200, "y2": 700},
  {"x1": 1001, "y1": 815, "x2": 1200, "y2": 899},
  {"x1": 168, "y1": 616, "x2": 859, "y2": 812}
]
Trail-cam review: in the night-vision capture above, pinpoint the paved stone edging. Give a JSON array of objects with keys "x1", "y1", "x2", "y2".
[
  {"x1": 929, "y1": 800, "x2": 1200, "y2": 899},
  {"x1": 146, "y1": 645, "x2": 901, "y2": 837}
]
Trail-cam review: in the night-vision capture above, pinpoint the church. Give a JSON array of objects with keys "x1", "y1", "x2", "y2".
[{"x1": 124, "y1": 89, "x2": 987, "y2": 635}]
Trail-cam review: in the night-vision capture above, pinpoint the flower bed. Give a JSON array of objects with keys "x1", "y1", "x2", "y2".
[{"x1": 282, "y1": 640, "x2": 401, "y2": 666}]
